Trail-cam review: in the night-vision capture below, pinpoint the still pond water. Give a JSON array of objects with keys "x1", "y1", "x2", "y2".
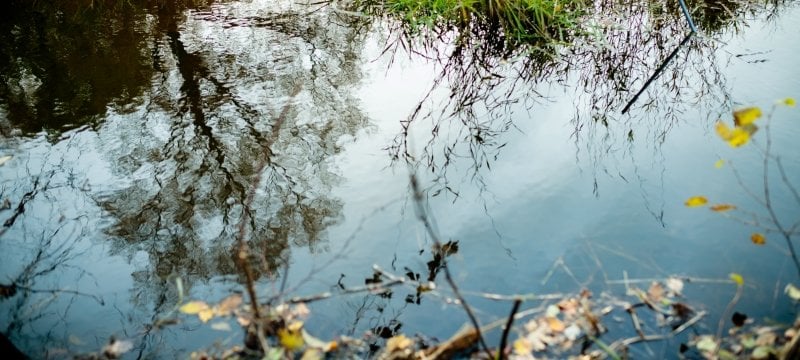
[{"x1": 1, "y1": 0, "x2": 799, "y2": 358}]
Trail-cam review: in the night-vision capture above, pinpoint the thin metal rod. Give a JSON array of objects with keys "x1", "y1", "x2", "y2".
[
  {"x1": 678, "y1": 0, "x2": 697, "y2": 32},
  {"x1": 621, "y1": 0, "x2": 697, "y2": 114},
  {"x1": 621, "y1": 33, "x2": 694, "y2": 114}
]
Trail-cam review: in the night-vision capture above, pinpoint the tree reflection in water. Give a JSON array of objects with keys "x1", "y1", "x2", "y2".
[
  {"x1": 0, "y1": 0, "x2": 372, "y2": 356},
  {"x1": 367, "y1": 0, "x2": 786, "y2": 195}
]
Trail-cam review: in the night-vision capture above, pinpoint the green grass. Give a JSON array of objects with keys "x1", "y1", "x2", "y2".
[{"x1": 356, "y1": 0, "x2": 588, "y2": 49}]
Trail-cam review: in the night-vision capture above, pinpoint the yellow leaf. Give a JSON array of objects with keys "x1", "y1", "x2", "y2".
[
  {"x1": 198, "y1": 308, "x2": 214, "y2": 323},
  {"x1": 279, "y1": 327, "x2": 305, "y2": 351},
  {"x1": 715, "y1": 121, "x2": 733, "y2": 141},
  {"x1": 785, "y1": 284, "x2": 800, "y2": 301},
  {"x1": 685, "y1": 196, "x2": 708, "y2": 207},
  {"x1": 546, "y1": 316, "x2": 565, "y2": 332},
  {"x1": 710, "y1": 204, "x2": 736, "y2": 212},
  {"x1": 782, "y1": 97, "x2": 796, "y2": 107},
  {"x1": 715, "y1": 159, "x2": 725, "y2": 169},
  {"x1": 730, "y1": 273, "x2": 744, "y2": 286},
  {"x1": 513, "y1": 338, "x2": 534, "y2": 355},
  {"x1": 727, "y1": 127, "x2": 751, "y2": 147},
  {"x1": 733, "y1": 107, "x2": 762, "y2": 126},
  {"x1": 179, "y1": 301, "x2": 210, "y2": 315},
  {"x1": 751, "y1": 233, "x2": 766, "y2": 245}
]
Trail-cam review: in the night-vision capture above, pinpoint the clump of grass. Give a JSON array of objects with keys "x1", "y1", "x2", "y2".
[{"x1": 356, "y1": 0, "x2": 588, "y2": 52}]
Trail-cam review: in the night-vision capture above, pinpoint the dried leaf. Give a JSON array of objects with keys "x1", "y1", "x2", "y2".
[
  {"x1": 302, "y1": 330, "x2": 337, "y2": 352},
  {"x1": 291, "y1": 303, "x2": 311, "y2": 318},
  {"x1": 236, "y1": 314, "x2": 251, "y2": 327},
  {"x1": 751, "y1": 233, "x2": 766, "y2": 245},
  {"x1": 210, "y1": 322, "x2": 232, "y2": 331},
  {"x1": 730, "y1": 273, "x2": 744, "y2": 286},
  {"x1": 300, "y1": 348, "x2": 323, "y2": 360},
  {"x1": 685, "y1": 196, "x2": 708, "y2": 207},
  {"x1": 68, "y1": 335, "x2": 83, "y2": 345},
  {"x1": 564, "y1": 324, "x2": 581, "y2": 341},
  {"x1": 785, "y1": 284, "x2": 800, "y2": 301},
  {"x1": 102, "y1": 339, "x2": 134, "y2": 358},
  {"x1": 179, "y1": 301, "x2": 210, "y2": 315},
  {"x1": 755, "y1": 330, "x2": 777, "y2": 347},
  {"x1": 545, "y1": 304, "x2": 560, "y2": 317},
  {"x1": 198, "y1": 308, "x2": 214, "y2": 323},
  {"x1": 710, "y1": 204, "x2": 736, "y2": 212},
  {"x1": 385, "y1": 334, "x2": 413, "y2": 352},
  {"x1": 733, "y1": 107, "x2": 762, "y2": 127},
  {"x1": 752, "y1": 346, "x2": 774, "y2": 359},
  {"x1": 214, "y1": 294, "x2": 242, "y2": 316},
  {"x1": 0, "y1": 155, "x2": 11, "y2": 167},
  {"x1": 546, "y1": 316, "x2": 565, "y2": 333},
  {"x1": 513, "y1": 338, "x2": 534, "y2": 355},
  {"x1": 647, "y1": 282, "x2": 665, "y2": 303},
  {"x1": 666, "y1": 277, "x2": 684, "y2": 296},
  {"x1": 696, "y1": 335, "x2": 717, "y2": 353}
]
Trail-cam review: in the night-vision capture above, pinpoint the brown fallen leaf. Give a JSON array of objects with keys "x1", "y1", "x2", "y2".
[{"x1": 214, "y1": 294, "x2": 242, "y2": 317}]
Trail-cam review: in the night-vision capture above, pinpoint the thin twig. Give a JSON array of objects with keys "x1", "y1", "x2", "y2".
[
  {"x1": 409, "y1": 173, "x2": 493, "y2": 358},
  {"x1": 498, "y1": 299, "x2": 522, "y2": 360}
]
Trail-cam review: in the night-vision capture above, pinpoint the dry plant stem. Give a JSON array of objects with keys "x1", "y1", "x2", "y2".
[
  {"x1": 608, "y1": 310, "x2": 707, "y2": 351},
  {"x1": 626, "y1": 305, "x2": 646, "y2": 339},
  {"x1": 761, "y1": 108, "x2": 800, "y2": 278},
  {"x1": 716, "y1": 283, "x2": 742, "y2": 353},
  {"x1": 409, "y1": 174, "x2": 492, "y2": 358},
  {"x1": 498, "y1": 299, "x2": 522, "y2": 360}
]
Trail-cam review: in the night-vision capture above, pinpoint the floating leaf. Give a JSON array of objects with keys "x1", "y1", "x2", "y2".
[
  {"x1": 752, "y1": 346, "x2": 774, "y2": 359},
  {"x1": 545, "y1": 316, "x2": 565, "y2": 333},
  {"x1": 300, "y1": 348, "x2": 324, "y2": 360},
  {"x1": 198, "y1": 308, "x2": 215, "y2": 323},
  {"x1": 715, "y1": 159, "x2": 725, "y2": 169},
  {"x1": 385, "y1": 334, "x2": 413, "y2": 352},
  {"x1": 696, "y1": 335, "x2": 717, "y2": 353},
  {"x1": 685, "y1": 196, "x2": 708, "y2": 207},
  {"x1": 716, "y1": 121, "x2": 733, "y2": 141},
  {"x1": 733, "y1": 107, "x2": 762, "y2": 126},
  {"x1": 68, "y1": 335, "x2": 83, "y2": 345},
  {"x1": 728, "y1": 127, "x2": 752, "y2": 147},
  {"x1": 279, "y1": 327, "x2": 305, "y2": 351},
  {"x1": 751, "y1": 233, "x2": 766, "y2": 245},
  {"x1": 513, "y1": 338, "x2": 534, "y2": 355},
  {"x1": 564, "y1": 324, "x2": 581, "y2": 341},
  {"x1": 710, "y1": 204, "x2": 736, "y2": 212},
  {"x1": 782, "y1": 97, "x2": 796, "y2": 107},
  {"x1": 666, "y1": 277, "x2": 684, "y2": 296},
  {"x1": 102, "y1": 339, "x2": 134, "y2": 358},
  {"x1": 179, "y1": 301, "x2": 210, "y2": 315},
  {"x1": 716, "y1": 121, "x2": 754, "y2": 147},
  {"x1": 0, "y1": 155, "x2": 11, "y2": 167},
  {"x1": 730, "y1": 273, "x2": 744, "y2": 286},
  {"x1": 785, "y1": 284, "x2": 800, "y2": 301},
  {"x1": 214, "y1": 294, "x2": 242, "y2": 316},
  {"x1": 210, "y1": 321, "x2": 232, "y2": 331},
  {"x1": 647, "y1": 282, "x2": 665, "y2": 303}
]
